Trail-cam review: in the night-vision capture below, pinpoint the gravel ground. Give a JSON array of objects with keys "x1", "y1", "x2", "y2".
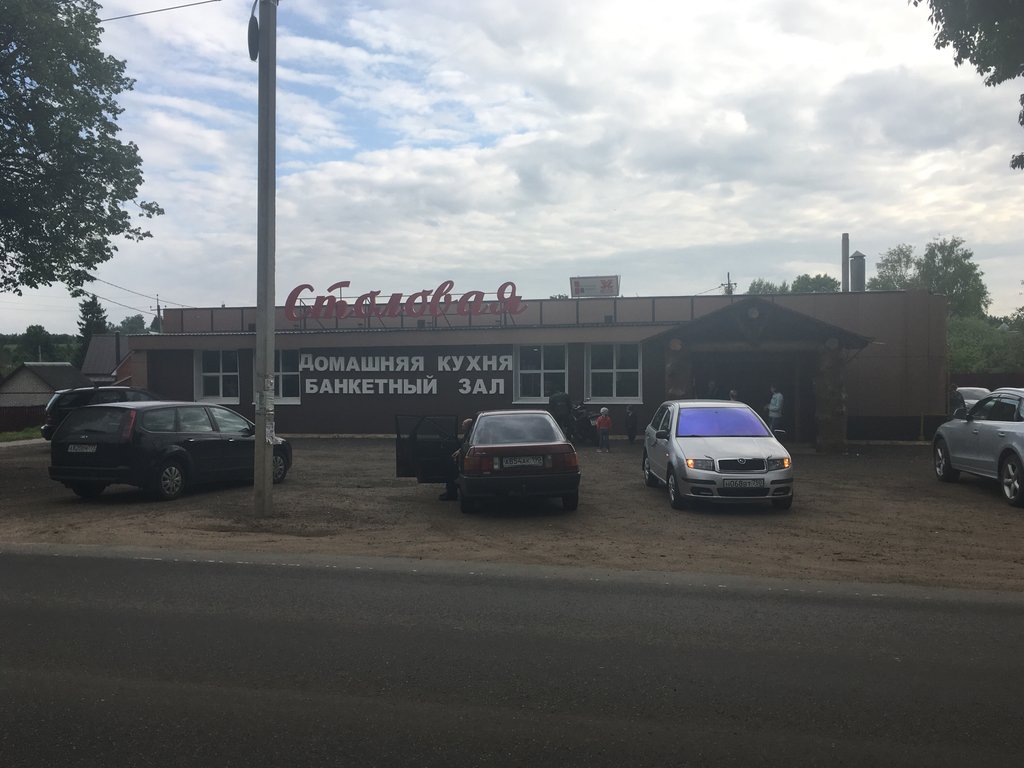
[{"x1": 2, "y1": 437, "x2": 1022, "y2": 591}]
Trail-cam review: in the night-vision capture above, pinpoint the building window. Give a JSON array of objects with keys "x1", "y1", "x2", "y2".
[
  {"x1": 250, "y1": 349, "x2": 301, "y2": 405},
  {"x1": 273, "y1": 349, "x2": 301, "y2": 403},
  {"x1": 586, "y1": 343, "x2": 641, "y2": 403},
  {"x1": 197, "y1": 350, "x2": 239, "y2": 403},
  {"x1": 514, "y1": 344, "x2": 567, "y2": 403}
]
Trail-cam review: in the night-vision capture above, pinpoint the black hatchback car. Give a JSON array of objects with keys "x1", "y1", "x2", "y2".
[
  {"x1": 41, "y1": 386, "x2": 159, "y2": 440},
  {"x1": 49, "y1": 401, "x2": 292, "y2": 500}
]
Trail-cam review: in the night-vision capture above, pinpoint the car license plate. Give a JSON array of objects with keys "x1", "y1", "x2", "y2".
[
  {"x1": 503, "y1": 455, "x2": 543, "y2": 468},
  {"x1": 723, "y1": 478, "x2": 763, "y2": 488},
  {"x1": 67, "y1": 444, "x2": 97, "y2": 454}
]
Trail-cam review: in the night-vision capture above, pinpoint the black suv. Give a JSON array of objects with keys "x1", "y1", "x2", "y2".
[
  {"x1": 49, "y1": 401, "x2": 293, "y2": 500},
  {"x1": 41, "y1": 386, "x2": 159, "y2": 440}
]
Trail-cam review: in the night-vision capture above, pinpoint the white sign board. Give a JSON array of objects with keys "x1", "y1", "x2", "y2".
[{"x1": 570, "y1": 275, "x2": 620, "y2": 297}]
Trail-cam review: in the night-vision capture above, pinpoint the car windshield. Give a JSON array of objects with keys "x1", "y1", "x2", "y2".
[
  {"x1": 472, "y1": 413, "x2": 561, "y2": 445},
  {"x1": 676, "y1": 407, "x2": 771, "y2": 438},
  {"x1": 55, "y1": 407, "x2": 128, "y2": 437}
]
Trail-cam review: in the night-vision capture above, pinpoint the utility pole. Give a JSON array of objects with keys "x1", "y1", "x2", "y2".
[{"x1": 250, "y1": 0, "x2": 278, "y2": 517}]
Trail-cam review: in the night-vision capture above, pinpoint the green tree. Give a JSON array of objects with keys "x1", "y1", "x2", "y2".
[
  {"x1": 912, "y1": 1, "x2": 1024, "y2": 169},
  {"x1": 114, "y1": 313, "x2": 147, "y2": 334},
  {"x1": 1008, "y1": 305, "x2": 1024, "y2": 332},
  {"x1": 948, "y1": 316, "x2": 1024, "y2": 372},
  {"x1": 0, "y1": 0, "x2": 163, "y2": 294},
  {"x1": 916, "y1": 236, "x2": 991, "y2": 318},
  {"x1": 16, "y1": 324, "x2": 56, "y2": 361},
  {"x1": 791, "y1": 273, "x2": 840, "y2": 293},
  {"x1": 73, "y1": 294, "x2": 107, "y2": 368},
  {"x1": 866, "y1": 244, "x2": 918, "y2": 291},
  {"x1": 746, "y1": 279, "x2": 790, "y2": 294}
]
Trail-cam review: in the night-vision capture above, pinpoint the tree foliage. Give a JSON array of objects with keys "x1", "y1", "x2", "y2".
[
  {"x1": 746, "y1": 278, "x2": 790, "y2": 295},
  {"x1": 74, "y1": 294, "x2": 107, "y2": 368},
  {"x1": 791, "y1": 273, "x2": 840, "y2": 293},
  {"x1": 114, "y1": 313, "x2": 147, "y2": 334},
  {"x1": 948, "y1": 316, "x2": 1024, "y2": 373},
  {"x1": 916, "y1": 236, "x2": 991, "y2": 318},
  {"x1": 912, "y1": 0, "x2": 1024, "y2": 169},
  {"x1": 867, "y1": 236, "x2": 990, "y2": 318},
  {"x1": 866, "y1": 244, "x2": 918, "y2": 291},
  {"x1": 16, "y1": 324, "x2": 56, "y2": 361},
  {"x1": 0, "y1": 0, "x2": 163, "y2": 294}
]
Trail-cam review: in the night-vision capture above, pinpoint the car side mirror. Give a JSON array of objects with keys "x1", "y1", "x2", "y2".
[
  {"x1": 655, "y1": 429, "x2": 668, "y2": 440},
  {"x1": 773, "y1": 429, "x2": 787, "y2": 440},
  {"x1": 953, "y1": 407, "x2": 967, "y2": 420}
]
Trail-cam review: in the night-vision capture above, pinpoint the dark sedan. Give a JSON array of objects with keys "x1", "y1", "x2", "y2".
[
  {"x1": 458, "y1": 410, "x2": 581, "y2": 513},
  {"x1": 49, "y1": 401, "x2": 292, "y2": 500}
]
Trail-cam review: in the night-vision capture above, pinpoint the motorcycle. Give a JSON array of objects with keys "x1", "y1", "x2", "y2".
[{"x1": 568, "y1": 402, "x2": 600, "y2": 445}]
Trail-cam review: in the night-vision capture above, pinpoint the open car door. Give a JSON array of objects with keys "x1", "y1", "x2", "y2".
[{"x1": 395, "y1": 415, "x2": 461, "y2": 483}]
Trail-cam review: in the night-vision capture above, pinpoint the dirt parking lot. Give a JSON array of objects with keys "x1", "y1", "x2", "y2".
[{"x1": 2, "y1": 437, "x2": 1022, "y2": 591}]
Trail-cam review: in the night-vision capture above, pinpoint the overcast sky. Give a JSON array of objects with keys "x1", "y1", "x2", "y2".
[{"x1": 2, "y1": 0, "x2": 1022, "y2": 335}]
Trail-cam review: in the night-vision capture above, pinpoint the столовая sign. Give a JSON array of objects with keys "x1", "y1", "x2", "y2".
[{"x1": 285, "y1": 280, "x2": 528, "y2": 321}]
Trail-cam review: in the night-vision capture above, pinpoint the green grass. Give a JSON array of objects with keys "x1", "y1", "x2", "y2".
[{"x1": 0, "y1": 427, "x2": 42, "y2": 442}]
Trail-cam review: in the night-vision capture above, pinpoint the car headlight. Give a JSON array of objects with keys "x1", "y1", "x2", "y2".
[
  {"x1": 686, "y1": 458, "x2": 715, "y2": 470},
  {"x1": 767, "y1": 457, "x2": 791, "y2": 470}
]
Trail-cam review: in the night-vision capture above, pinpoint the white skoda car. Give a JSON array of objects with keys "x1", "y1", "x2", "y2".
[{"x1": 642, "y1": 400, "x2": 794, "y2": 510}]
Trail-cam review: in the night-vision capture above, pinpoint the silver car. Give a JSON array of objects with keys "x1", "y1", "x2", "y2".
[
  {"x1": 642, "y1": 400, "x2": 794, "y2": 510},
  {"x1": 933, "y1": 387, "x2": 1024, "y2": 506}
]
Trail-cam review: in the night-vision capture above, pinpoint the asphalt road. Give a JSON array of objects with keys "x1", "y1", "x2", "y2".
[{"x1": 1, "y1": 546, "x2": 1022, "y2": 767}]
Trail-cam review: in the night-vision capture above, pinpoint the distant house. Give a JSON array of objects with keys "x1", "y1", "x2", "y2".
[
  {"x1": 0, "y1": 362, "x2": 94, "y2": 431},
  {"x1": 81, "y1": 333, "x2": 133, "y2": 385},
  {"x1": 0, "y1": 362, "x2": 92, "y2": 408}
]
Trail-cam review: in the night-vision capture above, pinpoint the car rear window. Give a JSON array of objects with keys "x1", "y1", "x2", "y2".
[
  {"x1": 676, "y1": 407, "x2": 771, "y2": 438},
  {"x1": 55, "y1": 407, "x2": 128, "y2": 437},
  {"x1": 53, "y1": 390, "x2": 97, "y2": 410},
  {"x1": 473, "y1": 414, "x2": 561, "y2": 445}
]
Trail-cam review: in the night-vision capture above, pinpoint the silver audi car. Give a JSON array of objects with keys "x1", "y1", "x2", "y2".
[
  {"x1": 642, "y1": 400, "x2": 794, "y2": 510},
  {"x1": 933, "y1": 387, "x2": 1024, "y2": 506}
]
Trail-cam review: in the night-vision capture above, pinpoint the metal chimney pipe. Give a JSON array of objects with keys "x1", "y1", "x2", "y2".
[{"x1": 841, "y1": 233, "x2": 850, "y2": 292}]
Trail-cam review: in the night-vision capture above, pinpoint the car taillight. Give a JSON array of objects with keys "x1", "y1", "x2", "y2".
[
  {"x1": 463, "y1": 450, "x2": 491, "y2": 474},
  {"x1": 549, "y1": 451, "x2": 579, "y2": 469},
  {"x1": 120, "y1": 410, "x2": 137, "y2": 441}
]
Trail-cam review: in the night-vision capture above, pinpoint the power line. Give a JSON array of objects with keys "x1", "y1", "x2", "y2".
[
  {"x1": 87, "y1": 277, "x2": 194, "y2": 308},
  {"x1": 84, "y1": 292, "x2": 157, "y2": 318},
  {"x1": 100, "y1": 0, "x2": 222, "y2": 23}
]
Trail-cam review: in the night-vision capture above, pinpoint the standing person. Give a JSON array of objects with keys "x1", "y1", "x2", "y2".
[
  {"x1": 625, "y1": 405, "x2": 638, "y2": 444},
  {"x1": 766, "y1": 384, "x2": 784, "y2": 431},
  {"x1": 547, "y1": 387, "x2": 572, "y2": 439},
  {"x1": 439, "y1": 417, "x2": 475, "y2": 501},
  {"x1": 596, "y1": 407, "x2": 612, "y2": 453},
  {"x1": 728, "y1": 388, "x2": 739, "y2": 401},
  {"x1": 949, "y1": 383, "x2": 966, "y2": 417}
]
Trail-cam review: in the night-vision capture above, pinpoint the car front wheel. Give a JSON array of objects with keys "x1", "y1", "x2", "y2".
[
  {"x1": 934, "y1": 439, "x2": 959, "y2": 482},
  {"x1": 642, "y1": 452, "x2": 659, "y2": 487},
  {"x1": 771, "y1": 494, "x2": 793, "y2": 510},
  {"x1": 667, "y1": 467, "x2": 689, "y2": 510},
  {"x1": 150, "y1": 460, "x2": 185, "y2": 501},
  {"x1": 1000, "y1": 453, "x2": 1024, "y2": 507}
]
